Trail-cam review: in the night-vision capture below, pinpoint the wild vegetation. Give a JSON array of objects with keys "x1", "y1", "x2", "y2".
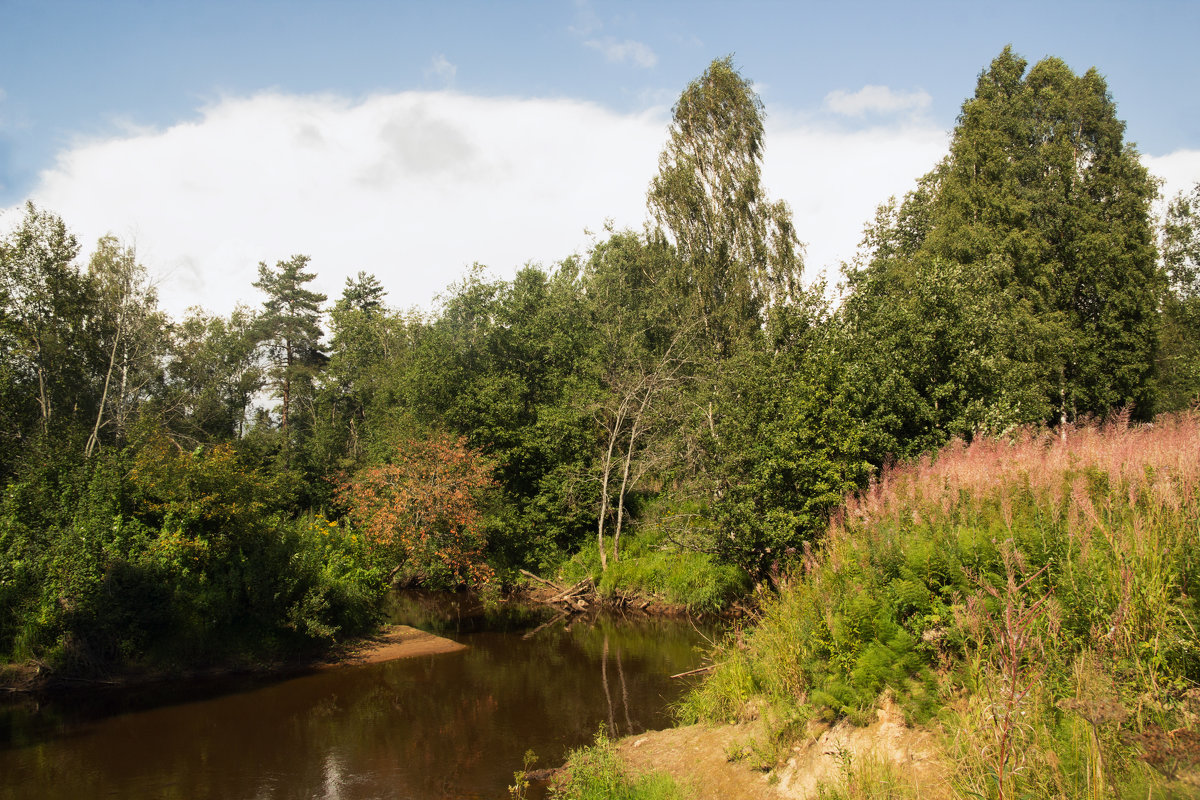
[
  {"x1": 1, "y1": 44, "x2": 1198, "y2": 720},
  {"x1": 679, "y1": 414, "x2": 1200, "y2": 796}
]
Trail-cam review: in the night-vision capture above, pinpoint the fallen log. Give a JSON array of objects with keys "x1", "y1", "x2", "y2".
[
  {"x1": 547, "y1": 578, "x2": 593, "y2": 605},
  {"x1": 519, "y1": 569, "x2": 564, "y2": 593}
]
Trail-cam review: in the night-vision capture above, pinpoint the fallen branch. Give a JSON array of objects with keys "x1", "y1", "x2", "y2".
[
  {"x1": 670, "y1": 664, "x2": 718, "y2": 679},
  {"x1": 519, "y1": 569, "x2": 564, "y2": 593},
  {"x1": 547, "y1": 578, "x2": 593, "y2": 605}
]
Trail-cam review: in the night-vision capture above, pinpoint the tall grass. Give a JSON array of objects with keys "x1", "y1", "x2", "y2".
[{"x1": 679, "y1": 413, "x2": 1200, "y2": 797}]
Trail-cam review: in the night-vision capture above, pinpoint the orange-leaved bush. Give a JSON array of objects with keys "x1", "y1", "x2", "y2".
[{"x1": 338, "y1": 431, "x2": 496, "y2": 587}]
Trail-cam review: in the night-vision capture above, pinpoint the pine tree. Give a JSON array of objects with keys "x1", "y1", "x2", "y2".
[{"x1": 253, "y1": 255, "x2": 327, "y2": 433}]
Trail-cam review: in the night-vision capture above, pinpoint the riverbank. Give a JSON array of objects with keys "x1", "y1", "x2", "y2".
[
  {"x1": 549, "y1": 697, "x2": 947, "y2": 800},
  {"x1": 0, "y1": 624, "x2": 464, "y2": 695}
]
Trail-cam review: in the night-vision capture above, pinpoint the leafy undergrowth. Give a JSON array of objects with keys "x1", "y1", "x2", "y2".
[
  {"x1": 557, "y1": 530, "x2": 751, "y2": 614},
  {"x1": 548, "y1": 730, "x2": 686, "y2": 800},
  {"x1": 679, "y1": 413, "x2": 1200, "y2": 798}
]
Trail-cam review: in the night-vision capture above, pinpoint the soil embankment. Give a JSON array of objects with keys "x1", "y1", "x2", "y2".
[{"x1": 615, "y1": 700, "x2": 949, "y2": 800}]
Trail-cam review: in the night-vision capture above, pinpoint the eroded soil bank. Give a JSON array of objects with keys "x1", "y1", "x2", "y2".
[{"x1": 613, "y1": 701, "x2": 949, "y2": 800}]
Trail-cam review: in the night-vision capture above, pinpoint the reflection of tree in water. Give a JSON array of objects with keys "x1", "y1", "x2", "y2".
[{"x1": 600, "y1": 632, "x2": 636, "y2": 738}]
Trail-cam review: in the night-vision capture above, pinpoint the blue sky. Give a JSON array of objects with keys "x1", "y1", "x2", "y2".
[{"x1": 2, "y1": 0, "x2": 1198, "y2": 316}]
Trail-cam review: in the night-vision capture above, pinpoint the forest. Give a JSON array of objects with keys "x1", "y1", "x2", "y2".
[{"x1": 1, "y1": 46, "x2": 1198, "y2": 689}]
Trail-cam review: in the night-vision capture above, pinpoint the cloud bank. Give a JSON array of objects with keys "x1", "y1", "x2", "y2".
[{"x1": 10, "y1": 87, "x2": 1192, "y2": 321}]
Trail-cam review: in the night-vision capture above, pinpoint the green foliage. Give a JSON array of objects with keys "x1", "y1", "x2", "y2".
[
  {"x1": 648, "y1": 55, "x2": 802, "y2": 355},
  {"x1": 401, "y1": 264, "x2": 600, "y2": 564},
  {"x1": 843, "y1": 46, "x2": 1161, "y2": 447},
  {"x1": 552, "y1": 729, "x2": 686, "y2": 800},
  {"x1": 0, "y1": 429, "x2": 383, "y2": 669},
  {"x1": 1157, "y1": 182, "x2": 1200, "y2": 412},
  {"x1": 710, "y1": 299, "x2": 873, "y2": 576}
]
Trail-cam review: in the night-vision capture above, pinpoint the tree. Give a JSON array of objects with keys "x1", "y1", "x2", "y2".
[
  {"x1": 647, "y1": 55, "x2": 803, "y2": 355},
  {"x1": 322, "y1": 272, "x2": 396, "y2": 464},
  {"x1": 581, "y1": 231, "x2": 691, "y2": 569},
  {"x1": 253, "y1": 255, "x2": 327, "y2": 434},
  {"x1": 0, "y1": 204, "x2": 94, "y2": 451},
  {"x1": 166, "y1": 306, "x2": 263, "y2": 442},
  {"x1": 921, "y1": 47, "x2": 1160, "y2": 422},
  {"x1": 842, "y1": 47, "x2": 1160, "y2": 450},
  {"x1": 1157, "y1": 182, "x2": 1200, "y2": 411},
  {"x1": 337, "y1": 430, "x2": 496, "y2": 587},
  {"x1": 84, "y1": 236, "x2": 167, "y2": 457},
  {"x1": 710, "y1": 297, "x2": 873, "y2": 577}
]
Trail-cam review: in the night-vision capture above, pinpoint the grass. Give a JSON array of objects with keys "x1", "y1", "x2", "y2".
[
  {"x1": 678, "y1": 412, "x2": 1200, "y2": 797},
  {"x1": 550, "y1": 730, "x2": 688, "y2": 800}
]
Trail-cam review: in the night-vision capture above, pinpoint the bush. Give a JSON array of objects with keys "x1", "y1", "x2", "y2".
[{"x1": 0, "y1": 430, "x2": 385, "y2": 670}]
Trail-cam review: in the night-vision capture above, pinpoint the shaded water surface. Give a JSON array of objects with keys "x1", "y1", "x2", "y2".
[{"x1": 0, "y1": 593, "x2": 720, "y2": 799}]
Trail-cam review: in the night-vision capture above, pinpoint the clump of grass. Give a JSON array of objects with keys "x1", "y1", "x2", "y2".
[
  {"x1": 813, "y1": 750, "x2": 928, "y2": 799},
  {"x1": 681, "y1": 412, "x2": 1200, "y2": 797},
  {"x1": 552, "y1": 729, "x2": 687, "y2": 800}
]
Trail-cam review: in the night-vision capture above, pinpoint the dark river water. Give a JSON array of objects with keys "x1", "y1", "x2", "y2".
[{"x1": 0, "y1": 592, "x2": 721, "y2": 799}]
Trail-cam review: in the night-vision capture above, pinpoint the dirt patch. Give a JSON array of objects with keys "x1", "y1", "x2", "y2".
[
  {"x1": 613, "y1": 700, "x2": 950, "y2": 800},
  {"x1": 618, "y1": 721, "x2": 779, "y2": 800},
  {"x1": 775, "y1": 699, "x2": 949, "y2": 799},
  {"x1": 317, "y1": 624, "x2": 465, "y2": 667}
]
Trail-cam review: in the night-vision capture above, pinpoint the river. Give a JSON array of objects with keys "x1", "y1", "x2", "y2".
[{"x1": 0, "y1": 592, "x2": 721, "y2": 799}]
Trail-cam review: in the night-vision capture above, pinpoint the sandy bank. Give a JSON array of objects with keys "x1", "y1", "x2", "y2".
[{"x1": 318, "y1": 624, "x2": 466, "y2": 667}]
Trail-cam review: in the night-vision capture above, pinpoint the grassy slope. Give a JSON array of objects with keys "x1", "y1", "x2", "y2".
[{"x1": 679, "y1": 414, "x2": 1200, "y2": 798}]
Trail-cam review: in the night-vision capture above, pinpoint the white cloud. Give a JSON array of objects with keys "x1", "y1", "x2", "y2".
[
  {"x1": 585, "y1": 38, "x2": 657, "y2": 68},
  {"x1": 825, "y1": 85, "x2": 932, "y2": 117},
  {"x1": 5, "y1": 89, "x2": 951, "y2": 319},
  {"x1": 425, "y1": 55, "x2": 456, "y2": 86},
  {"x1": 1144, "y1": 149, "x2": 1200, "y2": 205}
]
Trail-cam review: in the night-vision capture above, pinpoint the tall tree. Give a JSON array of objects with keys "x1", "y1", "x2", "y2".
[
  {"x1": 166, "y1": 306, "x2": 263, "y2": 442},
  {"x1": 582, "y1": 231, "x2": 691, "y2": 569},
  {"x1": 647, "y1": 55, "x2": 803, "y2": 355},
  {"x1": 84, "y1": 235, "x2": 166, "y2": 457},
  {"x1": 253, "y1": 255, "x2": 327, "y2": 434},
  {"x1": 844, "y1": 47, "x2": 1160, "y2": 449},
  {"x1": 0, "y1": 204, "x2": 93, "y2": 448},
  {"x1": 323, "y1": 272, "x2": 398, "y2": 465},
  {"x1": 923, "y1": 47, "x2": 1160, "y2": 421}
]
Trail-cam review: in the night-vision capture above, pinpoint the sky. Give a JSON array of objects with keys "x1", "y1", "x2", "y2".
[{"x1": 1, "y1": 0, "x2": 1198, "y2": 319}]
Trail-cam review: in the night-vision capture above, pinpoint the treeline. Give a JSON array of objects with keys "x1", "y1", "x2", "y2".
[{"x1": 2, "y1": 50, "x2": 1199, "y2": 670}]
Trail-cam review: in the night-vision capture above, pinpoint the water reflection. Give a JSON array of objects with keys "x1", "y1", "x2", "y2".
[{"x1": 0, "y1": 594, "x2": 719, "y2": 800}]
